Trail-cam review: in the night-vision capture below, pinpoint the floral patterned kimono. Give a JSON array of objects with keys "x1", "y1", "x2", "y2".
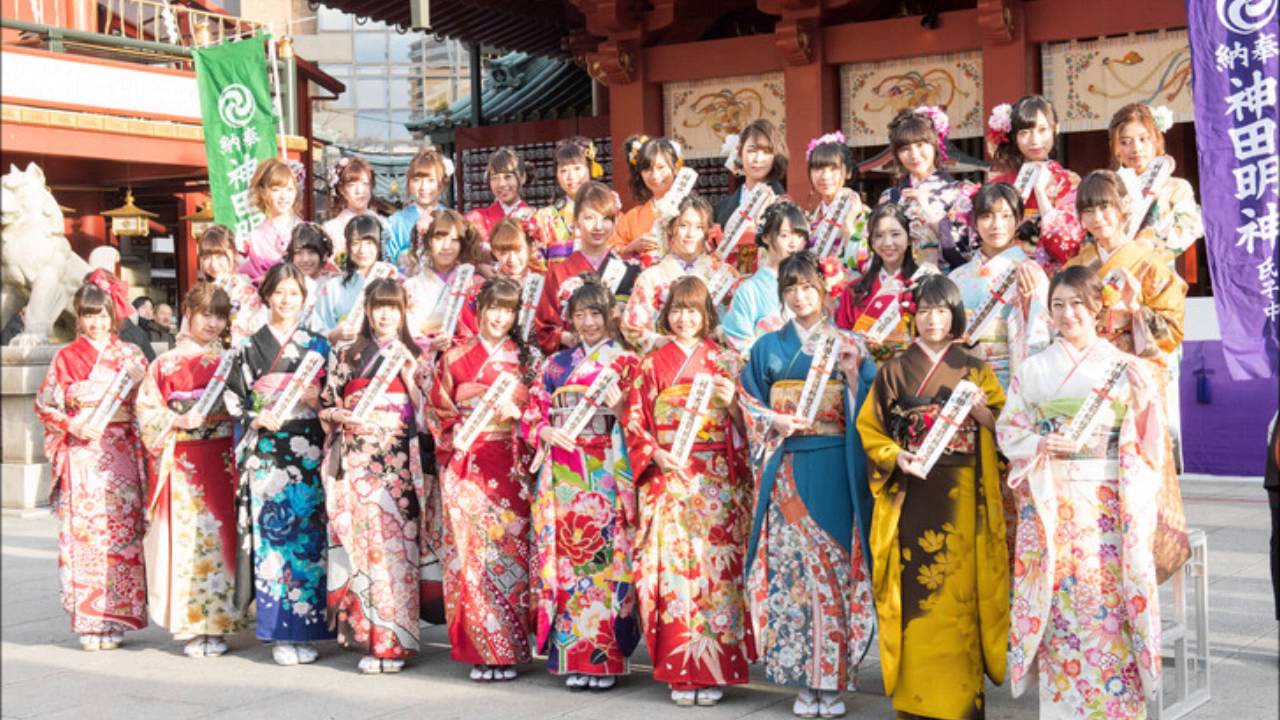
[
  {"x1": 834, "y1": 269, "x2": 916, "y2": 363},
  {"x1": 423, "y1": 335, "x2": 536, "y2": 665},
  {"x1": 1067, "y1": 234, "x2": 1189, "y2": 581},
  {"x1": 622, "y1": 338, "x2": 754, "y2": 690},
  {"x1": 878, "y1": 171, "x2": 980, "y2": 270},
  {"x1": 135, "y1": 336, "x2": 242, "y2": 637},
  {"x1": 990, "y1": 160, "x2": 1084, "y2": 274},
  {"x1": 520, "y1": 340, "x2": 641, "y2": 676},
  {"x1": 738, "y1": 321, "x2": 878, "y2": 692},
  {"x1": 466, "y1": 199, "x2": 533, "y2": 246},
  {"x1": 35, "y1": 336, "x2": 149, "y2": 635},
  {"x1": 386, "y1": 202, "x2": 446, "y2": 270},
  {"x1": 949, "y1": 246, "x2": 1051, "y2": 390},
  {"x1": 321, "y1": 338, "x2": 426, "y2": 660},
  {"x1": 532, "y1": 199, "x2": 579, "y2": 267},
  {"x1": 224, "y1": 325, "x2": 333, "y2": 643},
  {"x1": 856, "y1": 342, "x2": 1009, "y2": 719},
  {"x1": 620, "y1": 253, "x2": 739, "y2": 353},
  {"x1": 997, "y1": 338, "x2": 1163, "y2": 719},
  {"x1": 312, "y1": 261, "x2": 403, "y2": 335},
  {"x1": 534, "y1": 249, "x2": 640, "y2": 354},
  {"x1": 808, "y1": 195, "x2": 870, "y2": 276}
]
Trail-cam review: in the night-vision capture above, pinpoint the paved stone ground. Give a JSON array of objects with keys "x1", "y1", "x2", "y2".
[{"x1": 2, "y1": 478, "x2": 1276, "y2": 719}]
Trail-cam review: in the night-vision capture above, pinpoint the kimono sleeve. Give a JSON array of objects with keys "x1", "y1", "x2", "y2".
[
  {"x1": 519, "y1": 358, "x2": 553, "y2": 447},
  {"x1": 34, "y1": 352, "x2": 72, "y2": 436},
  {"x1": 995, "y1": 366, "x2": 1046, "y2": 488},
  {"x1": 135, "y1": 359, "x2": 179, "y2": 456},
  {"x1": 1134, "y1": 256, "x2": 1186, "y2": 356},
  {"x1": 1155, "y1": 178, "x2": 1204, "y2": 256},
  {"x1": 721, "y1": 279, "x2": 762, "y2": 352},
  {"x1": 621, "y1": 356, "x2": 663, "y2": 482},
  {"x1": 533, "y1": 269, "x2": 568, "y2": 355},
  {"x1": 855, "y1": 375, "x2": 903, "y2": 495},
  {"x1": 422, "y1": 355, "x2": 461, "y2": 456},
  {"x1": 222, "y1": 343, "x2": 257, "y2": 422}
]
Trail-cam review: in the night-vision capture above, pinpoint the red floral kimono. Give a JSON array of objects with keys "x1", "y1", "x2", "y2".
[
  {"x1": 423, "y1": 335, "x2": 535, "y2": 665},
  {"x1": 990, "y1": 159, "x2": 1084, "y2": 275},
  {"x1": 622, "y1": 338, "x2": 754, "y2": 690},
  {"x1": 34, "y1": 336, "x2": 149, "y2": 635},
  {"x1": 135, "y1": 337, "x2": 242, "y2": 637}
]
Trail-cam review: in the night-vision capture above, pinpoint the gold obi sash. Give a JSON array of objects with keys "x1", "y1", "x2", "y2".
[
  {"x1": 457, "y1": 392, "x2": 513, "y2": 438},
  {"x1": 653, "y1": 382, "x2": 729, "y2": 448},
  {"x1": 768, "y1": 379, "x2": 846, "y2": 437}
]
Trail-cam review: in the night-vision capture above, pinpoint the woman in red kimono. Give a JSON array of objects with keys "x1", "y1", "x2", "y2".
[
  {"x1": 834, "y1": 203, "x2": 921, "y2": 363},
  {"x1": 535, "y1": 181, "x2": 641, "y2": 354},
  {"x1": 320, "y1": 279, "x2": 426, "y2": 674},
  {"x1": 986, "y1": 95, "x2": 1084, "y2": 275},
  {"x1": 622, "y1": 276, "x2": 753, "y2": 708},
  {"x1": 35, "y1": 283, "x2": 149, "y2": 651},
  {"x1": 465, "y1": 146, "x2": 533, "y2": 250},
  {"x1": 424, "y1": 276, "x2": 541, "y2": 681},
  {"x1": 135, "y1": 283, "x2": 241, "y2": 658}
]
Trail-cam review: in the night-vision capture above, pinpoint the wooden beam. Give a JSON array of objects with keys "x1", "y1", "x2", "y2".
[
  {"x1": 1023, "y1": 0, "x2": 1186, "y2": 43},
  {"x1": 644, "y1": 34, "x2": 781, "y2": 83},
  {"x1": 822, "y1": 9, "x2": 983, "y2": 64}
]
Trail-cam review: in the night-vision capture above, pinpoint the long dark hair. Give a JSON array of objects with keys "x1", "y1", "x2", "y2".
[
  {"x1": 992, "y1": 94, "x2": 1059, "y2": 174},
  {"x1": 476, "y1": 275, "x2": 540, "y2": 381},
  {"x1": 624, "y1": 135, "x2": 681, "y2": 203},
  {"x1": 756, "y1": 200, "x2": 810, "y2": 250},
  {"x1": 851, "y1": 203, "x2": 919, "y2": 303},
  {"x1": 343, "y1": 214, "x2": 385, "y2": 284},
  {"x1": 566, "y1": 276, "x2": 617, "y2": 341},
  {"x1": 354, "y1": 278, "x2": 421, "y2": 359}
]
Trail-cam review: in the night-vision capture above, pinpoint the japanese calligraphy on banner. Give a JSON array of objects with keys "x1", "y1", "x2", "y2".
[
  {"x1": 1041, "y1": 31, "x2": 1194, "y2": 133},
  {"x1": 839, "y1": 51, "x2": 983, "y2": 147},
  {"x1": 663, "y1": 73, "x2": 785, "y2": 159},
  {"x1": 1187, "y1": 0, "x2": 1278, "y2": 380},
  {"x1": 193, "y1": 35, "x2": 279, "y2": 237}
]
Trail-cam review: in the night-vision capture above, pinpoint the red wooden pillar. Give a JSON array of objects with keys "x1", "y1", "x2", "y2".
[
  {"x1": 979, "y1": 0, "x2": 1034, "y2": 160},
  {"x1": 779, "y1": 26, "x2": 837, "y2": 206},
  {"x1": 177, "y1": 193, "x2": 201, "y2": 294}
]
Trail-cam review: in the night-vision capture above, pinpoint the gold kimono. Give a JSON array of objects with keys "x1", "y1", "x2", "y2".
[{"x1": 856, "y1": 343, "x2": 1009, "y2": 720}]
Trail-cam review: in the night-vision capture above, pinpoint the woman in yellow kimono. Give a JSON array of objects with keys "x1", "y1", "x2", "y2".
[
  {"x1": 1065, "y1": 169, "x2": 1189, "y2": 581},
  {"x1": 856, "y1": 274, "x2": 1009, "y2": 719}
]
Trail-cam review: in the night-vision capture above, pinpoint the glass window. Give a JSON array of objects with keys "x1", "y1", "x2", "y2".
[
  {"x1": 328, "y1": 88, "x2": 354, "y2": 109},
  {"x1": 357, "y1": 65, "x2": 385, "y2": 76},
  {"x1": 355, "y1": 33, "x2": 386, "y2": 63},
  {"x1": 317, "y1": 7, "x2": 351, "y2": 32},
  {"x1": 355, "y1": 17, "x2": 388, "y2": 32},
  {"x1": 356, "y1": 79, "x2": 388, "y2": 107},
  {"x1": 320, "y1": 63, "x2": 351, "y2": 79},
  {"x1": 389, "y1": 33, "x2": 416, "y2": 64},
  {"x1": 389, "y1": 78, "x2": 413, "y2": 109}
]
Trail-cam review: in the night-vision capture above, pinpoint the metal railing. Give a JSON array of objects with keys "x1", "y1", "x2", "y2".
[{"x1": 5, "y1": 1, "x2": 264, "y2": 59}]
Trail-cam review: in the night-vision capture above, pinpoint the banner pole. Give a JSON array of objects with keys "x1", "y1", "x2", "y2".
[{"x1": 267, "y1": 24, "x2": 287, "y2": 161}]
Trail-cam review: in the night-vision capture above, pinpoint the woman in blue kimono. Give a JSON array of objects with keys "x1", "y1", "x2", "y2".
[
  {"x1": 720, "y1": 201, "x2": 810, "y2": 357},
  {"x1": 738, "y1": 251, "x2": 878, "y2": 719},
  {"x1": 313, "y1": 214, "x2": 402, "y2": 346},
  {"x1": 224, "y1": 263, "x2": 334, "y2": 666},
  {"x1": 948, "y1": 182, "x2": 1050, "y2": 390}
]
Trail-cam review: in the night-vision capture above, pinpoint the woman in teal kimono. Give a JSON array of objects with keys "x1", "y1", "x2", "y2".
[{"x1": 738, "y1": 251, "x2": 879, "y2": 719}]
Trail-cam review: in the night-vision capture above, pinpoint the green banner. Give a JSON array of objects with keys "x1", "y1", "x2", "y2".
[{"x1": 193, "y1": 34, "x2": 280, "y2": 238}]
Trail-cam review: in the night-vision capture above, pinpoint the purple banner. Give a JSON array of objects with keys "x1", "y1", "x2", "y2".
[{"x1": 1186, "y1": 0, "x2": 1279, "y2": 380}]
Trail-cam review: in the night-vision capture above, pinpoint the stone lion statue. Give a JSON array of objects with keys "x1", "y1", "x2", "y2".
[{"x1": 1, "y1": 162, "x2": 99, "y2": 347}]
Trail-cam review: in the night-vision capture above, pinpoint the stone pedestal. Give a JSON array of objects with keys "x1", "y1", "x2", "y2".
[{"x1": 1, "y1": 344, "x2": 60, "y2": 510}]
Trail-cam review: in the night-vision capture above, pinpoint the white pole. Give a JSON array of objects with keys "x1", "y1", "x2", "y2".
[{"x1": 267, "y1": 23, "x2": 287, "y2": 160}]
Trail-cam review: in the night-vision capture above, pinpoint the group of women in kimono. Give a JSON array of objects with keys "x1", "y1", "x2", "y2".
[{"x1": 37, "y1": 93, "x2": 1200, "y2": 720}]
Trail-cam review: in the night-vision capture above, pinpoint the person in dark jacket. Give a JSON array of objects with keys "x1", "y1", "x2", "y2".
[{"x1": 1, "y1": 305, "x2": 26, "y2": 346}]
